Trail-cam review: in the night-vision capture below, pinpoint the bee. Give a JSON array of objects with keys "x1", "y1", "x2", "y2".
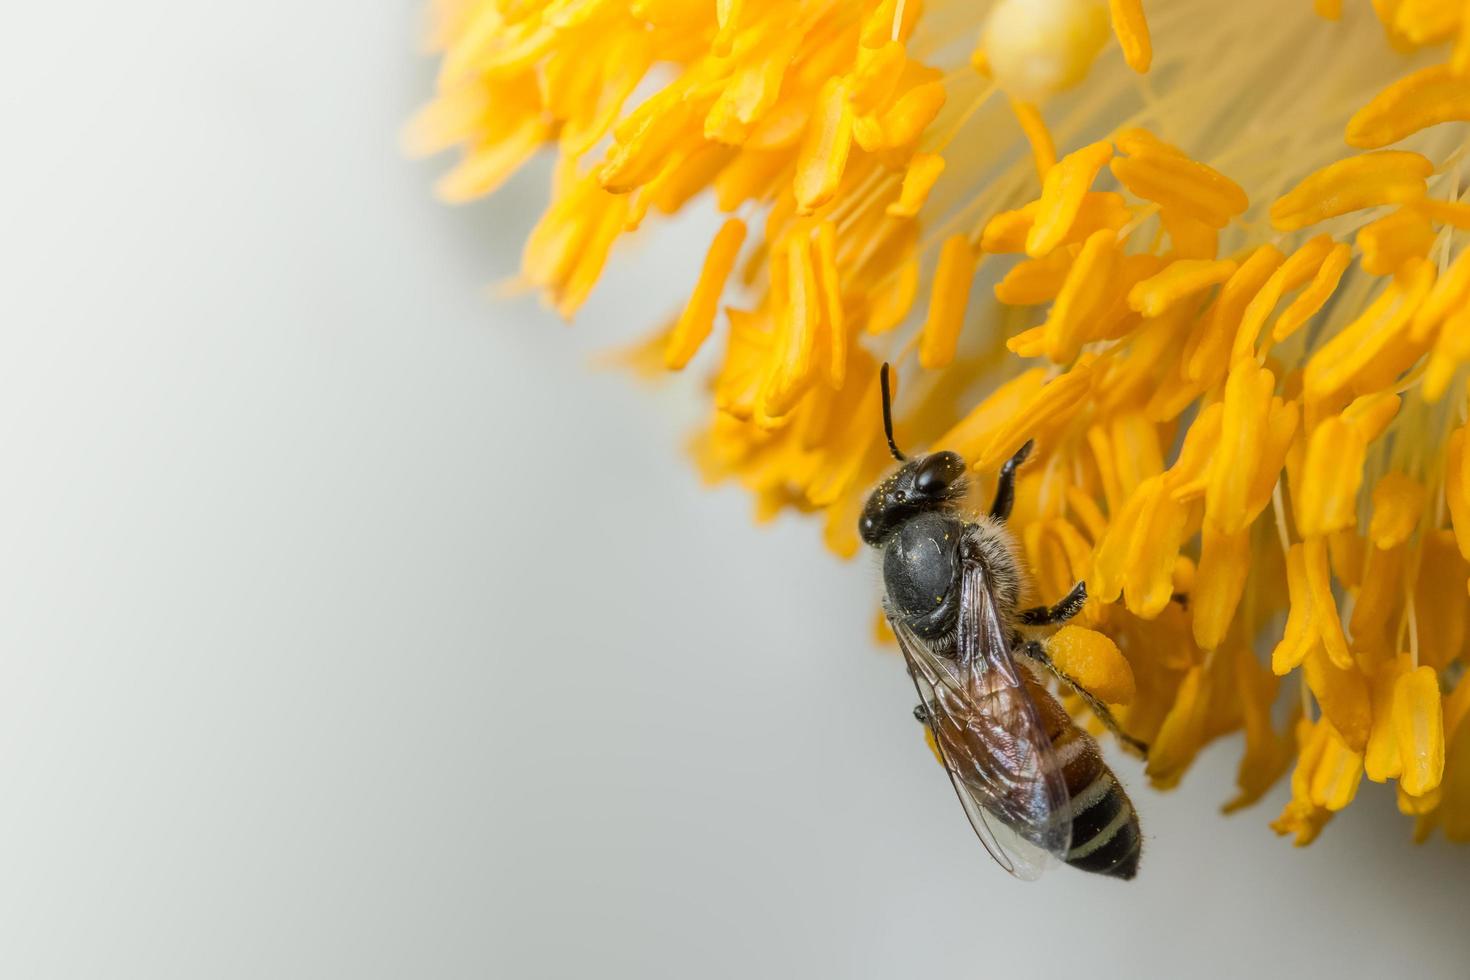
[{"x1": 861, "y1": 364, "x2": 1146, "y2": 880}]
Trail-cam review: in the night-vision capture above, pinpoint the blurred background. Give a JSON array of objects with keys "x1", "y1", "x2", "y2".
[{"x1": 2, "y1": 2, "x2": 1469, "y2": 977}]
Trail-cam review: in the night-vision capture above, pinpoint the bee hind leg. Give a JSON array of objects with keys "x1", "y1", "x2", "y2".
[
  {"x1": 1018, "y1": 640, "x2": 1150, "y2": 759},
  {"x1": 988, "y1": 439, "x2": 1034, "y2": 522},
  {"x1": 1017, "y1": 580, "x2": 1087, "y2": 626}
]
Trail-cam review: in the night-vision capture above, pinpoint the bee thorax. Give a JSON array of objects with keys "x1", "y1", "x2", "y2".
[
  {"x1": 880, "y1": 515, "x2": 1023, "y2": 642},
  {"x1": 882, "y1": 512, "x2": 963, "y2": 639},
  {"x1": 960, "y1": 518, "x2": 1022, "y2": 624}
]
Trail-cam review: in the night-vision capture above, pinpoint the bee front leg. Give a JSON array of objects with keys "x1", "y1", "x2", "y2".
[
  {"x1": 1019, "y1": 640, "x2": 1149, "y2": 759},
  {"x1": 1017, "y1": 581, "x2": 1087, "y2": 626},
  {"x1": 988, "y1": 439, "x2": 1033, "y2": 522}
]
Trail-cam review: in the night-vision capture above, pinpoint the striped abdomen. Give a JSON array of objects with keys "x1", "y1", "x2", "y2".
[{"x1": 1026, "y1": 677, "x2": 1142, "y2": 879}]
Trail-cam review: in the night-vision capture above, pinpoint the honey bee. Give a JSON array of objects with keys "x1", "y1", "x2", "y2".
[{"x1": 861, "y1": 364, "x2": 1146, "y2": 880}]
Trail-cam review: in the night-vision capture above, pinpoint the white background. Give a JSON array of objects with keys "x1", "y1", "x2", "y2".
[{"x1": 2, "y1": 3, "x2": 1469, "y2": 977}]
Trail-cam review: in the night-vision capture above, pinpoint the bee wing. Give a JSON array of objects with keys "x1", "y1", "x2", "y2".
[{"x1": 893, "y1": 560, "x2": 1073, "y2": 880}]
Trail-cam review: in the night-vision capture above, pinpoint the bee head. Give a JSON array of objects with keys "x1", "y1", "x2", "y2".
[
  {"x1": 858, "y1": 451, "x2": 969, "y2": 545},
  {"x1": 858, "y1": 364, "x2": 969, "y2": 546}
]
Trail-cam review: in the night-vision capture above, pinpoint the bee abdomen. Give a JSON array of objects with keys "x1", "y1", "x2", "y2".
[
  {"x1": 1033, "y1": 688, "x2": 1142, "y2": 880},
  {"x1": 1061, "y1": 767, "x2": 1141, "y2": 879}
]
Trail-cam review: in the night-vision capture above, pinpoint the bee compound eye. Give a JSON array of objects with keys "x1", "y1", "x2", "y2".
[{"x1": 915, "y1": 453, "x2": 961, "y2": 496}]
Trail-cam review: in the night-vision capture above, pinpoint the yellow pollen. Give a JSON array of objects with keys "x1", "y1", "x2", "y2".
[
  {"x1": 1127, "y1": 258, "x2": 1237, "y2": 318},
  {"x1": 666, "y1": 219, "x2": 748, "y2": 370},
  {"x1": 1047, "y1": 625, "x2": 1136, "y2": 704},
  {"x1": 1270, "y1": 151, "x2": 1433, "y2": 232},
  {"x1": 794, "y1": 78, "x2": 855, "y2": 214},
  {"x1": 1395, "y1": 666, "x2": 1447, "y2": 797},
  {"x1": 1357, "y1": 209, "x2": 1434, "y2": 277},
  {"x1": 1369, "y1": 473, "x2": 1426, "y2": 550},
  {"x1": 887, "y1": 153, "x2": 946, "y2": 218},
  {"x1": 1347, "y1": 64, "x2": 1470, "y2": 149},
  {"x1": 1274, "y1": 243, "x2": 1352, "y2": 341},
  {"x1": 918, "y1": 234, "x2": 978, "y2": 370},
  {"x1": 1027, "y1": 140, "x2": 1115, "y2": 257},
  {"x1": 1007, "y1": 98, "x2": 1057, "y2": 178},
  {"x1": 1108, "y1": 0, "x2": 1152, "y2": 72}
]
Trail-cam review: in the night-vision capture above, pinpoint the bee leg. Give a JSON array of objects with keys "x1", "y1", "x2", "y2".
[
  {"x1": 1019, "y1": 640, "x2": 1150, "y2": 759},
  {"x1": 988, "y1": 439, "x2": 1034, "y2": 522},
  {"x1": 1017, "y1": 581, "x2": 1087, "y2": 626}
]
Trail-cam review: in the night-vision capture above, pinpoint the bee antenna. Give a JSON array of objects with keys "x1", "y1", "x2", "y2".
[{"x1": 879, "y1": 363, "x2": 906, "y2": 462}]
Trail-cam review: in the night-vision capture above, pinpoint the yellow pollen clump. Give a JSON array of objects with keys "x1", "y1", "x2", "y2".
[
  {"x1": 415, "y1": 0, "x2": 1470, "y2": 850},
  {"x1": 1046, "y1": 625, "x2": 1137, "y2": 704}
]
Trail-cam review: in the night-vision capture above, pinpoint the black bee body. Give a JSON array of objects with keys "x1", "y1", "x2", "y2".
[{"x1": 861, "y1": 364, "x2": 1143, "y2": 881}]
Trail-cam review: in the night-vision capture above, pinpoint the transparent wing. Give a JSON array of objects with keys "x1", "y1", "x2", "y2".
[{"x1": 893, "y1": 559, "x2": 1073, "y2": 880}]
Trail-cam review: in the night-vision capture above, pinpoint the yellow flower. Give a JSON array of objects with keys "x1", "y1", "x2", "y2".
[{"x1": 412, "y1": 0, "x2": 1470, "y2": 845}]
